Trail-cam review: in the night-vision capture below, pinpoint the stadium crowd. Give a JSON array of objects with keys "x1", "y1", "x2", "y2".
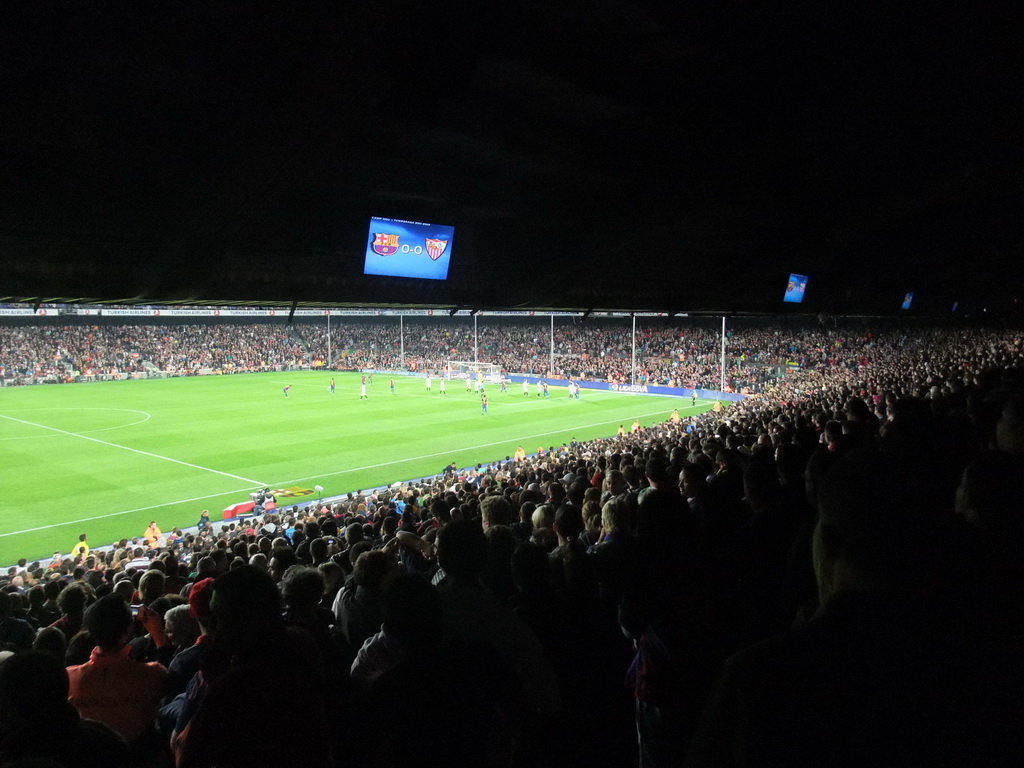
[
  {"x1": 1, "y1": 322, "x2": 1024, "y2": 767},
  {"x1": 0, "y1": 324, "x2": 307, "y2": 382},
  {"x1": 4, "y1": 318, "x2": 1015, "y2": 394}
]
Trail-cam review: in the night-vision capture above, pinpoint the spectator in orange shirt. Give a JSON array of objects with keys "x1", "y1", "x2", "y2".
[
  {"x1": 143, "y1": 521, "x2": 161, "y2": 547},
  {"x1": 67, "y1": 594, "x2": 168, "y2": 759}
]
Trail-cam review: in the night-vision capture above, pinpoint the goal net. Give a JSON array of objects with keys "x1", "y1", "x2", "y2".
[{"x1": 447, "y1": 360, "x2": 502, "y2": 384}]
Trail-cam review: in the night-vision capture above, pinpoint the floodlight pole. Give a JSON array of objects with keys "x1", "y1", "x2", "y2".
[
  {"x1": 400, "y1": 315, "x2": 405, "y2": 368},
  {"x1": 550, "y1": 313, "x2": 555, "y2": 377},
  {"x1": 720, "y1": 316, "x2": 726, "y2": 394},
  {"x1": 631, "y1": 313, "x2": 637, "y2": 386}
]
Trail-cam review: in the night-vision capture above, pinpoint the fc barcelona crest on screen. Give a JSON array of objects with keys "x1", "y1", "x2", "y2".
[
  {"x1": 425, "y1": 238, "x2": 448, "y2": 261},
  {"x1": 373, "y1": 233, "x2": 400, "y2": 256}
]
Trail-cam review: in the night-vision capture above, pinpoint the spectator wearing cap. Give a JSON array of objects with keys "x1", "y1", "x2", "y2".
[
  {"x1": 193, "y1": 555, "x2": 217, "y2": 581},
  {"x1": 67, "y1": 594, "x2": 167, "y2": 758}
]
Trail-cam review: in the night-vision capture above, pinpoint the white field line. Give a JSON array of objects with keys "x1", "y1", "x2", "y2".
[
  {"x1": 1, "y1": 402, "x2": 708, "y2": 538},
  {"x1": 0, "y1": 408, "x2": 152, "y2": 441},
  {"x1": 0, "y1": 488, "x2": 257, "y2": 537},
  {"x1": 0, "y1": 413, "x2": 266, "y2": 486}
]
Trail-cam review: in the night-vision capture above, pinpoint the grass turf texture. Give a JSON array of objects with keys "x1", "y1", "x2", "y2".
[{"x1": 0, "y1": 372, "x2": 714, "y2": 563}]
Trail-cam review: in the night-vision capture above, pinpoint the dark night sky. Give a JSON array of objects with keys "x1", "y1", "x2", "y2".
[{"x1": 1, "y1": 2, "x2": 1021, "y2": 314}]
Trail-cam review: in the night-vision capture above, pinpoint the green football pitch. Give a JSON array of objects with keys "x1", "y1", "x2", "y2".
[{"x1": 0, "y1": 372, "x2": 712, "y2": 564}]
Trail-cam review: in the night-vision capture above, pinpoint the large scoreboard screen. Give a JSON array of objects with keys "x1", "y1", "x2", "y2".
[
  {"x1": 363, "y1": 217, "x2": 455, "y2": 280},
  {"x1": 783, "y1": 274, "x2": 809, "y2": 303}
]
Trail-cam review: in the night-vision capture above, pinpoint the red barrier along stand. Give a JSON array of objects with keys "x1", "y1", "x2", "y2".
[{"x1": 222, "y1": 501, "x2": 255, "y2": 519}]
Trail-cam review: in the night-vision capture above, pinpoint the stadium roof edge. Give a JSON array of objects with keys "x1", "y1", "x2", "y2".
[{"x1": 0, "y1": 300, "x2": 957, "y2": 321}]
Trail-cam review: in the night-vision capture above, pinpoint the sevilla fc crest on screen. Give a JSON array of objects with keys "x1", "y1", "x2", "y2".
[
  {"x1": 425, "y1": 238, "x2": 448, "y2": 261},
  {"x1": 373, "y1": 233, "x2": 400, "y2": 256}
]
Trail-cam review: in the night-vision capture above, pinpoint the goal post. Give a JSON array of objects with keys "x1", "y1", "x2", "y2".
[{"x1": 447, "y1": 360, "x2": 502, "y2": 384}]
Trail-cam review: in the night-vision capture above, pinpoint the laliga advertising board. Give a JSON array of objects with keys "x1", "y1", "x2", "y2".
[{"x1": 363, "y1": 217, "x2": 455, "y2": 280}]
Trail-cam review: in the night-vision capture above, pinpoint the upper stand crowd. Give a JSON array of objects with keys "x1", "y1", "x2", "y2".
[{"x1": 2, "y1": 318, "x2": 995, "y2": 392}]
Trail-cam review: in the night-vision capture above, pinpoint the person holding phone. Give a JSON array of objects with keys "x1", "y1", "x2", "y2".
[{"x1": 67, "y1": 595, "x2": 167, "y2": 756}]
